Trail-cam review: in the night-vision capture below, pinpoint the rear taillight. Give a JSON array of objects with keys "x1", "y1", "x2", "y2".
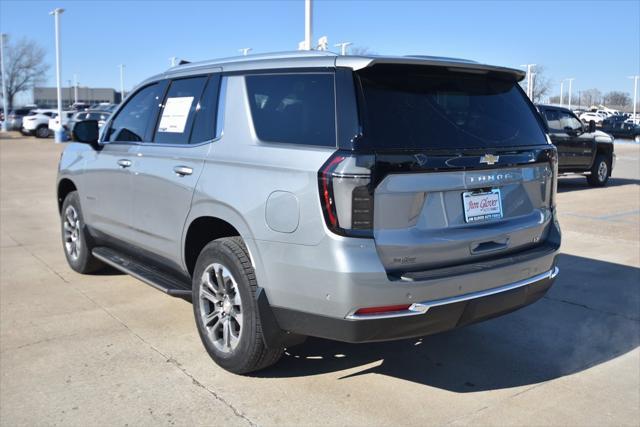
[{"x1": 318, "y1": 152, "x2": 374, "y2": 237}]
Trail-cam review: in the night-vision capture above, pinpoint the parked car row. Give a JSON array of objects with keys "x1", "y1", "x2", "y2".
[
  {"x1": 1, "y1": 102, "x2": 118, "y2": 135},
  {"x1": 578, "y1": 109, "x2": 638, "y2": 127},
  {"x1": 14, "y1": 108, "x2": 112, "y2": 139}
]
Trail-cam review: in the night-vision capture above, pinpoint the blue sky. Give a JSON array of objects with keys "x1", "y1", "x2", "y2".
[{"x1": 0, "y1": 0, "x2": 638, "y2": 104}]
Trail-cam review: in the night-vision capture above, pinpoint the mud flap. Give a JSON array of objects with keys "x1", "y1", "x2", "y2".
[{"x1": 256, "y1": 287, "x2": 306, "y2": 348}]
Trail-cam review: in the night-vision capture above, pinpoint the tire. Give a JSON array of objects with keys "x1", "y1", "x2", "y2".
[
  {"x1": 60, "y1": 191, "x2": 104, "y2": 273},
  {"x1": 35, "y1": 125, "x2": 50, "y2": 138},
  {"x1": 192, "y1": 237, "x2": 283, "y2": 374},
  {"x1": 586, "y1": 153, "x2": 610, "y2": 187}
]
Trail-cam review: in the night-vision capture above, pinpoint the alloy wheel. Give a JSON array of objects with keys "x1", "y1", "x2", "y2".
[
  {"x1": 597, "y1": 161, "x2": 608, "y2": 182},
  {"x1": 63, "y1": 205, "x2": 81, "y2": 260},
  {"x1": 198, "y1": 263, "x2": 243, "y2": 353}
]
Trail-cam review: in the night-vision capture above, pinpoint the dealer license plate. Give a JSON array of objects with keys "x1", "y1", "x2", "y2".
[{"x1": 462, "y1": 189, "x2": 503, "y2": 223}]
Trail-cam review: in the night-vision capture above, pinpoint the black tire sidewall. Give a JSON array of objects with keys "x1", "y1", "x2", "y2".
[
  {"x1": 61, "y1": 191, "x2": 96, "y2": 273},
  {"x1": 192, "y1": 240, "x2": 260, "y2": 371},
  {"x1": 36, "y1": 126, "x2": 49, "y2": 138},
  {"x1": 588, "y1": 154, "x2": 610, "y2": 186}
]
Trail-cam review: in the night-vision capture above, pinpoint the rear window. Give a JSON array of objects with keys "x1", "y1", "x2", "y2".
[
  {"x1": 356, "y1": 65, "x2": 547, "y2": 150},
  {"x1": 245, "y1": 73, "x2": 336, "y2": 147}
]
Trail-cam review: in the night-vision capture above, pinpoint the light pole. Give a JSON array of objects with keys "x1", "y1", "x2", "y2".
[
  {"x1": 629, "y1": 75, "x2": 639, "y2": 125},
  {"x1": 520, "y1": 64, "x2": 536, "y2": 99},
  {"x1": 560, "y1": 80, "x2": 565, "y2": 106},
  {"x1": 530, "y1": 72, "x2": 536, "y2": 101},
  {"x1": 50, "y1": 8, "x2": 65, "y2": 142},
  {"x1": 67, "y1": 79, "x2": 72, "y2": 107},
  {"x1": 566, "y1": 78, "x2": 574, "y2": 110},
  {"x1": 73, "y1": 74, "x2": 78, "y2": 104},
  {"x1": 0, "y1": 33, "x2": 8, "y2": 133},
  {"x1": 239, "y1": 48, "x2": 252, "y2": 56},
  {"x1": 119, "y1": 64, "x2": 125, "y2": 103},
  {"x1": 304, "y1": 0, "x2": 312, "y2": 50},
  {"x1": 335, "y1": 42, "x2": 352, "y2": 55}
]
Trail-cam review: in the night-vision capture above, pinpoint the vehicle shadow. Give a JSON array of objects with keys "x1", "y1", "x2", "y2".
[
  {"x1": 94, "y1": 265, "x2": 125, "y2": 276},
  {"x1": 255, "y1": 254, "x2": 640, "y2": 392},
  {"x1": 558, "y1": 176, "x2": 640, "y2": 193}
]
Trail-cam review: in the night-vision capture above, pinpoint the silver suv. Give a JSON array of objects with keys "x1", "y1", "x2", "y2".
[{"x1": 58, "y1": 51, "x2": 560, "y2": 374}]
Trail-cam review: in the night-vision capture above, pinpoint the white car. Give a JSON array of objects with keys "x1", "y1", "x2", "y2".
[
  {"x1": 625, "y1": 113, "x2": 640, "y2": 124},
  {"x1": 48, "y1": 111, "x2": 75, "y2": 134},
  {"x1": 579, "y1": 112, "x2": 604, "y2": 125},
  {"x1": 21, "y1": 109, "x2": 57, "y2": 138}
]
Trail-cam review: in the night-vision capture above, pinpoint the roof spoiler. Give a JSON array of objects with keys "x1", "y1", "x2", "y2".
[{"x1": 336, "y1": 56, "x2": 526, "y2": 81}]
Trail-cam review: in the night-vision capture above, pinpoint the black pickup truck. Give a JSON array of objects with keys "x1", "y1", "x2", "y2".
[{"x1": 536, "y1": 104, "x2": 615, "y2": 187}]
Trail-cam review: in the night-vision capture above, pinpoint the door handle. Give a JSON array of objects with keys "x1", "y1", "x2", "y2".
[
  {"x1": 117, "y1": 159, "x2": 132, "y2": 168},
  {"x1": 173, "y1": 165, "x2": 193, "y2": 176}
]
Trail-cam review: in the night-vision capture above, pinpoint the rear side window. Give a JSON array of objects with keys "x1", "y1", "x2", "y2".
[
  {"x1": 107, "y1": 83, "x2": 165, "y2": 142},
  {"x1": 154, "y1": 76, "x2": 207, "y2": 144},
  {"x1": 189, "y1": 75, "x2": 221, "y2": 144},
  {"x1": 245, "y1": 73, "x2": 336, "y2": 147},
  {"x1": 356, "y1": 65, "x2": 547, "y2": 150}
]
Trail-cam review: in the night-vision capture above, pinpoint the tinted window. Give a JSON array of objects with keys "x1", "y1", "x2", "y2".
[
  {"x1": 559, "y1": 111, "x2": 582, "y2": 131},
  {"x1": 107, "y1": 83, "x2": 164, "y2": 142},
  {"x1": 189, "y1": 75, "x2": 220, "y2": 144},
  {"x1": 544, "y1": 109, "x2": 562, "y2": 131},
  {"x1": 245, "y1": 74, "x2": 336, "y2": 147},
  {"x1": 356, "y1": 65, "x2": 547, "y2": 150},
  {"x1": 154, "y1": 76, "x2": 207, "y2": 144}
]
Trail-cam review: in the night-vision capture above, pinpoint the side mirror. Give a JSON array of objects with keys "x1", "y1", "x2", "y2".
[
  {"x1": 587, "y1": 121, "x2": 596, "y2": 133},
  {"x1": 72, "y1": 120, "x2": 99, "y2": 144}
]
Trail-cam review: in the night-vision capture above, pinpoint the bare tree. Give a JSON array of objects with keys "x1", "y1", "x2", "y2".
[
  {"x1": 603, "y1": 91, "x2": 631, "y2": 108},
  {"x1": 531, "y1": 66, "x2": 551, "y2": 103},
  {"x1": 0, "y1": 36, "x2": 50, "y2": 111},
  {"x1": 549, "y1": 95, "x2": 561, "y2": 104},
  {"x1": 581, "y1": 88, "x2": 602, "y2": 108}
]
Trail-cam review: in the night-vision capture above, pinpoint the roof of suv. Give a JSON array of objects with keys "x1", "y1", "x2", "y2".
[{"x1": 144, "y1": 51, "x2": 525, "y2": 85}]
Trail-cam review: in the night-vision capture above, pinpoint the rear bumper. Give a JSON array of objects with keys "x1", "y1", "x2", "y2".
[{"x1": 273, "y1": 267, "x2": 558, "y2": 343}]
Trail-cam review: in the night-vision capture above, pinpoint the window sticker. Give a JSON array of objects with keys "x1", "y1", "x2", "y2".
[{"x1": 157, "y1": 96, "x2": 194, "y2": 133}]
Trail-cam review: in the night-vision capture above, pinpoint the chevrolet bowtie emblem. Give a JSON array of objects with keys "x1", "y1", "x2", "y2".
[{"x1": 480, "y1": 154, "x2": 499, "y2": 165}]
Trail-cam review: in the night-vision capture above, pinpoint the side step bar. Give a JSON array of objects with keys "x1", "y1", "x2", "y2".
[{"x1": 92, "y1": 246, "x2": 192, "y2": 297}]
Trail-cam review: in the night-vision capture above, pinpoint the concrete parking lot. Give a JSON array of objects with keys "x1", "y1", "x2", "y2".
[{"x1": 1, "y1": 132, "x2": 638, "y2": 426}]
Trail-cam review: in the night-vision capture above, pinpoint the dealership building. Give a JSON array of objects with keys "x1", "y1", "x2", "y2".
[{"x1": 33, "y1": 86, "x2": 122, "y2": 108}]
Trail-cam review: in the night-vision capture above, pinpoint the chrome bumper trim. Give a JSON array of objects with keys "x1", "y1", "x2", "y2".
[{"x1": 346, "y1": 267, "x2": 559, "y2": 320}]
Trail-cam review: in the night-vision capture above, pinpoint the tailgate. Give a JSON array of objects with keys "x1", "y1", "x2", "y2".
[{"x1": 373, "y1": 164, "x2": 553, "y2": 272}]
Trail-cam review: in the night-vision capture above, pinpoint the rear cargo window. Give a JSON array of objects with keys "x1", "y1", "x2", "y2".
[
  {"x1": 356, "y1": 65, "x2": 547, "y2": 150},
  {"x1": 245, "y1": 73, "x2": 336, "y2": 147}
]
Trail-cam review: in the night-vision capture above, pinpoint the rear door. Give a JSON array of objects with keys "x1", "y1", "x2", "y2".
[
  {"x1": 373, "y1": 161, "x2": 553, "y2": 272},
  {"x1": 131, "y1": 73, "x2": 221, "y2": 264},
  {"x1": 354, "y1": 64, "x2": 554, "y2": 273}
]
